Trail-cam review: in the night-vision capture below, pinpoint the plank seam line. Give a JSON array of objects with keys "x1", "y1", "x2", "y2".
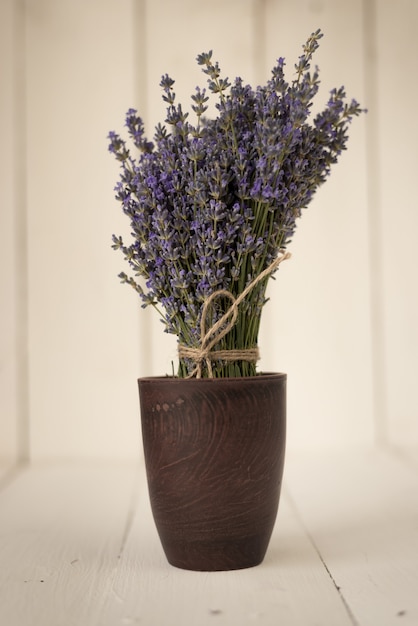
[
  {"x1": 384, "y1": 445, "x2": 418, "y2": 477},
  {"x1": 0, "y1": 460, "x2": 29, "y2": 493},
  {"x1": 13, "y1": 0, "x2": 30, "y2": 462},
  {"x1": 282, "y1": 488, "x2": 360, "y2": 626},
  {"x1": 117, "y1": 464, "x2": 142, "y2": 558}
]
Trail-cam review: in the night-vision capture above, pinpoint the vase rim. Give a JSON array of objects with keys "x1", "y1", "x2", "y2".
[{"x1": 138, "y1": 372, "x2": 286, "y2": 384}]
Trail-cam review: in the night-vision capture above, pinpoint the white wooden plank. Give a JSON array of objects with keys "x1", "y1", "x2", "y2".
[
  {"x1": 260, "y1": 0, "x2": 374, "y2": 450},
  {"x1": 285, "y1": 447, "x2": 418, "y2": 626},
  {"x1": 95, "y1": 478, "x2": 353, "y2": 625},
  {"x1": 0, "y1": 463, "x2": 140, "y2": 626},
  {"x1": 25, "y1": 0, "x2": 142, "y2": 460},
  {"x1": 0, "y1": 0, "x2": 20, "y2": 461},
  {"x1": 375, "y1": 0, "x2": 418, "y2": 445}
]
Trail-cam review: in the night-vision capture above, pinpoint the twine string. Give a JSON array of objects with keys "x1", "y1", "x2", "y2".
[{"x1": 178, "y1": 250, "x2": 291, "y2": 378}]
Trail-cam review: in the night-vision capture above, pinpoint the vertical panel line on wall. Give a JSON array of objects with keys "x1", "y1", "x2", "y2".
[
  {"x1": 133, "y1": 0, "x2": 154, "y2": 374},
  {"x1": 362, "y1": 0, "x2": 387, "y2": 445},
  {"x1": 13, "y1": 0, "x2": 30, "y2": 462},
  {"x1": 252, "y1": 0, "x2": 267, "y2": 80}
]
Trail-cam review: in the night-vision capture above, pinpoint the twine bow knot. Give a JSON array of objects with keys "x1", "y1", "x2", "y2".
[{"x1": 178, "y1": 251, "x2": 291, "y2": 378}]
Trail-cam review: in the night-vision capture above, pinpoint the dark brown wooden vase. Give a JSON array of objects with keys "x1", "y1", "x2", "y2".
[{"x1": 138, "y1": 373, "x2": 286, "y2": 571}]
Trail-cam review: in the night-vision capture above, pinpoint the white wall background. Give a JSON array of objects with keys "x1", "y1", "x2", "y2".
[{"x1": 1, "y1": 0, "x2": 417, "y2": 462}]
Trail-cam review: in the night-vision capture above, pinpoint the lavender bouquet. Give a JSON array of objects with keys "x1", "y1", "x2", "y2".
[{"x1": 108, "y1": 29, "x2": 364, "y2": 379}]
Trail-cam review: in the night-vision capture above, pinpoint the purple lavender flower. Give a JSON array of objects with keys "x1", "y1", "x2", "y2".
[{"x1": 108, "y1": 29, "x2": 365, "y2": 377}]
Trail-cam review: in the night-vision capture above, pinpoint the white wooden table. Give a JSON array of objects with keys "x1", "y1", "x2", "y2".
[{"x1": 1, "y1": 447, "x2": 417, "y2": 626}]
